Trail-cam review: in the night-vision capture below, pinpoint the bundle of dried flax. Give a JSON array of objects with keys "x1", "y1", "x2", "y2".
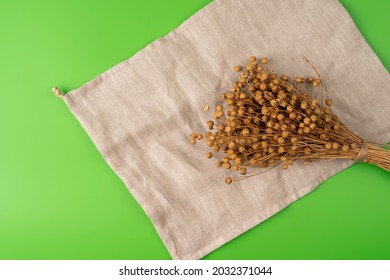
[{"x1": 191, "y1": 56, "x2": 390, "y2": 184}]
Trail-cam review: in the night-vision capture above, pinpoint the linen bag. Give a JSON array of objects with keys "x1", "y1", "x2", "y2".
[{"x1": 56, "y1": 0, "x2": 390, "y2": 259}]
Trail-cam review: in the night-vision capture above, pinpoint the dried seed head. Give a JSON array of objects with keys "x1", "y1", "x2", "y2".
[
  {"x1": 342, "y1": 145, "x2": 349, "y2": 152},
  {"x1": 260, "y1": 57, "x2": 268, "y2": 64},
  {"x1": 212, "y1": 144, "x2": 220, "y2": 152},
  {"x1": 233, "y1": 66, "x2": 242, "y2": 72},
  {"x1": 312, "y1": 79, "x2": 321, "y2": 87},
  {"x1": 225, "y1": 177, "x2": 232, "y2": 185},
  {"x1": 207, "y1": 120, "x2": 214, "y2": 129},
  {"x1": 307, "y1": 76, "x2": 314, "y2": 83},
  {"x1": 206, "y1": 152, "x2": 212, "y2": 159},
  {"x1": 303, "y1": 126, "x2": 310, "y2": 134}
]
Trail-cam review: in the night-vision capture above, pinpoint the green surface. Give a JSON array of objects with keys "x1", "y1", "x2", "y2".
[{"x1": 0, "y1": 0, "x2": 389, "y2": 260}]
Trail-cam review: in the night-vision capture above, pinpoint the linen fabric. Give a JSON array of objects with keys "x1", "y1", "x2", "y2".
[{"x1": 62, "y1": 0, "x2": 390, "y2": 259}]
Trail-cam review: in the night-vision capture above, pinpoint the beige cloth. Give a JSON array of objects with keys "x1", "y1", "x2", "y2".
[{"x1": 62, "y1": 0, "x2": 390, "y2": 259}]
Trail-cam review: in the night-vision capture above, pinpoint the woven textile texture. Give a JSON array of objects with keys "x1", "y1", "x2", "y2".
[{"x1": 62, "y1": 0, "x2": 390, "y2": 259}]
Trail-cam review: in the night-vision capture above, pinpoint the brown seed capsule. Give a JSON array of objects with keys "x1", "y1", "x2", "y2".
[
  {"x1": 325, "y1": 142, "x2": 332, "y2": 149},
  {"x1": 260, "y1": 57, "x2": 268, "y2": 64},
  {"x1": 214, "y1": 111, "x2": 223, "y2": 119},
  {"x1": 233, "y1": 66, "x2": 242, "y2": 72},
  {"x1": 342, "y1": 145, "x2": 350, "y2": 152},
  {"x1": 312, "y1": 79, "x2": 321, "y2": 87},
  {"x1": 190, "y1": 132, "x2": 197, "y2": 139},
  {"x1": 281, "y1": 131, "x2": 289, "y2": 139},
  {"x1": 203, "y1": 105, "x2": 209, "y2": 112},
  {"x1": 281, "y1": 75, "x2": 290, "y2": 81},
  {"x1": 289, "y1": 112, "x2": 297, "y2": 120},
  {"x1": 332, "y1": 142, "x2": 339, "y2": 150},
  {"x1": 260, "y1": 73, "x2": 269, "y2": 81},
  {"x1": 307, "y1": 76, "x2": 315, "y2": 83},
  {"x1": 232, "y1": 165, "x2": 239, "y2": 171},
  {"x1": 190, "y1": 139, "x2": 196, "y2": 145},
  {"x1": 240, "y1": 167, "x2": 247, "y2": 175},
  {"x1": 325, "y1": 98, "x2": 333, "y2": 107},
  {"x1": 351, "y1": 143, "x2": 358, "y2": 150},
  {"x1": 197, "y1": 134, "x2": 203, "y2": 140},
  {"x1": 324, "y1": 107, "x2": 331, "y2": 115},
  {"x1": 281, "y1": 163, "x2": 288, "y2": 170},
  {"x1": 242, "y1": 128, "x2": 250, "y2": 136},
  {"x1": 303, "y1": 160, "x2": 309, "y2": 166},
  {"x1": 277, "y1": 114, "x2": 284, "y2": 121},
  {"x1": 212, "y1": 144, "x2": 220, "y2": 152},
  {"x1": 249, "y1": 56, "x2": 257, "y2": 62},
  {"x1": 295, "y1": 77, "x2": 304, "y2": 83},
  {"x1": 225, "y1": 177, "x2": 232, "y2": 185},
  {"x1": 229, "y1": 153, "x2": 238, "y2": 160},
  {"x1": 277, "y1": 137, "x2": 285, "y2": 144},
  {"x1": 206, "y1": 152, "x2": 212, "y2": 159},
  {"x1": 216, "y1": 104, "x2": 223, "y2": 111},
  {"x1": 223, "y1": 162, "x2": 231, "y2": 169},
  {"x1": 216, "y1": 160, "x2": 223, "y2": 167},
  {"x1": 235, "y1": 157, "x2": 243, "y2": 165}
]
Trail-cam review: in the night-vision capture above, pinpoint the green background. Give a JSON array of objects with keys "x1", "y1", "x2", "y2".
[{"x1": 0, "y1": 0, "x2": 389, "y2": 260}]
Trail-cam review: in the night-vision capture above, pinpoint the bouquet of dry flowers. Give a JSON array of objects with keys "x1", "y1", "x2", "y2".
[{"x1": 190, "y1": 56, "x2": 390, "y2": 184}]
